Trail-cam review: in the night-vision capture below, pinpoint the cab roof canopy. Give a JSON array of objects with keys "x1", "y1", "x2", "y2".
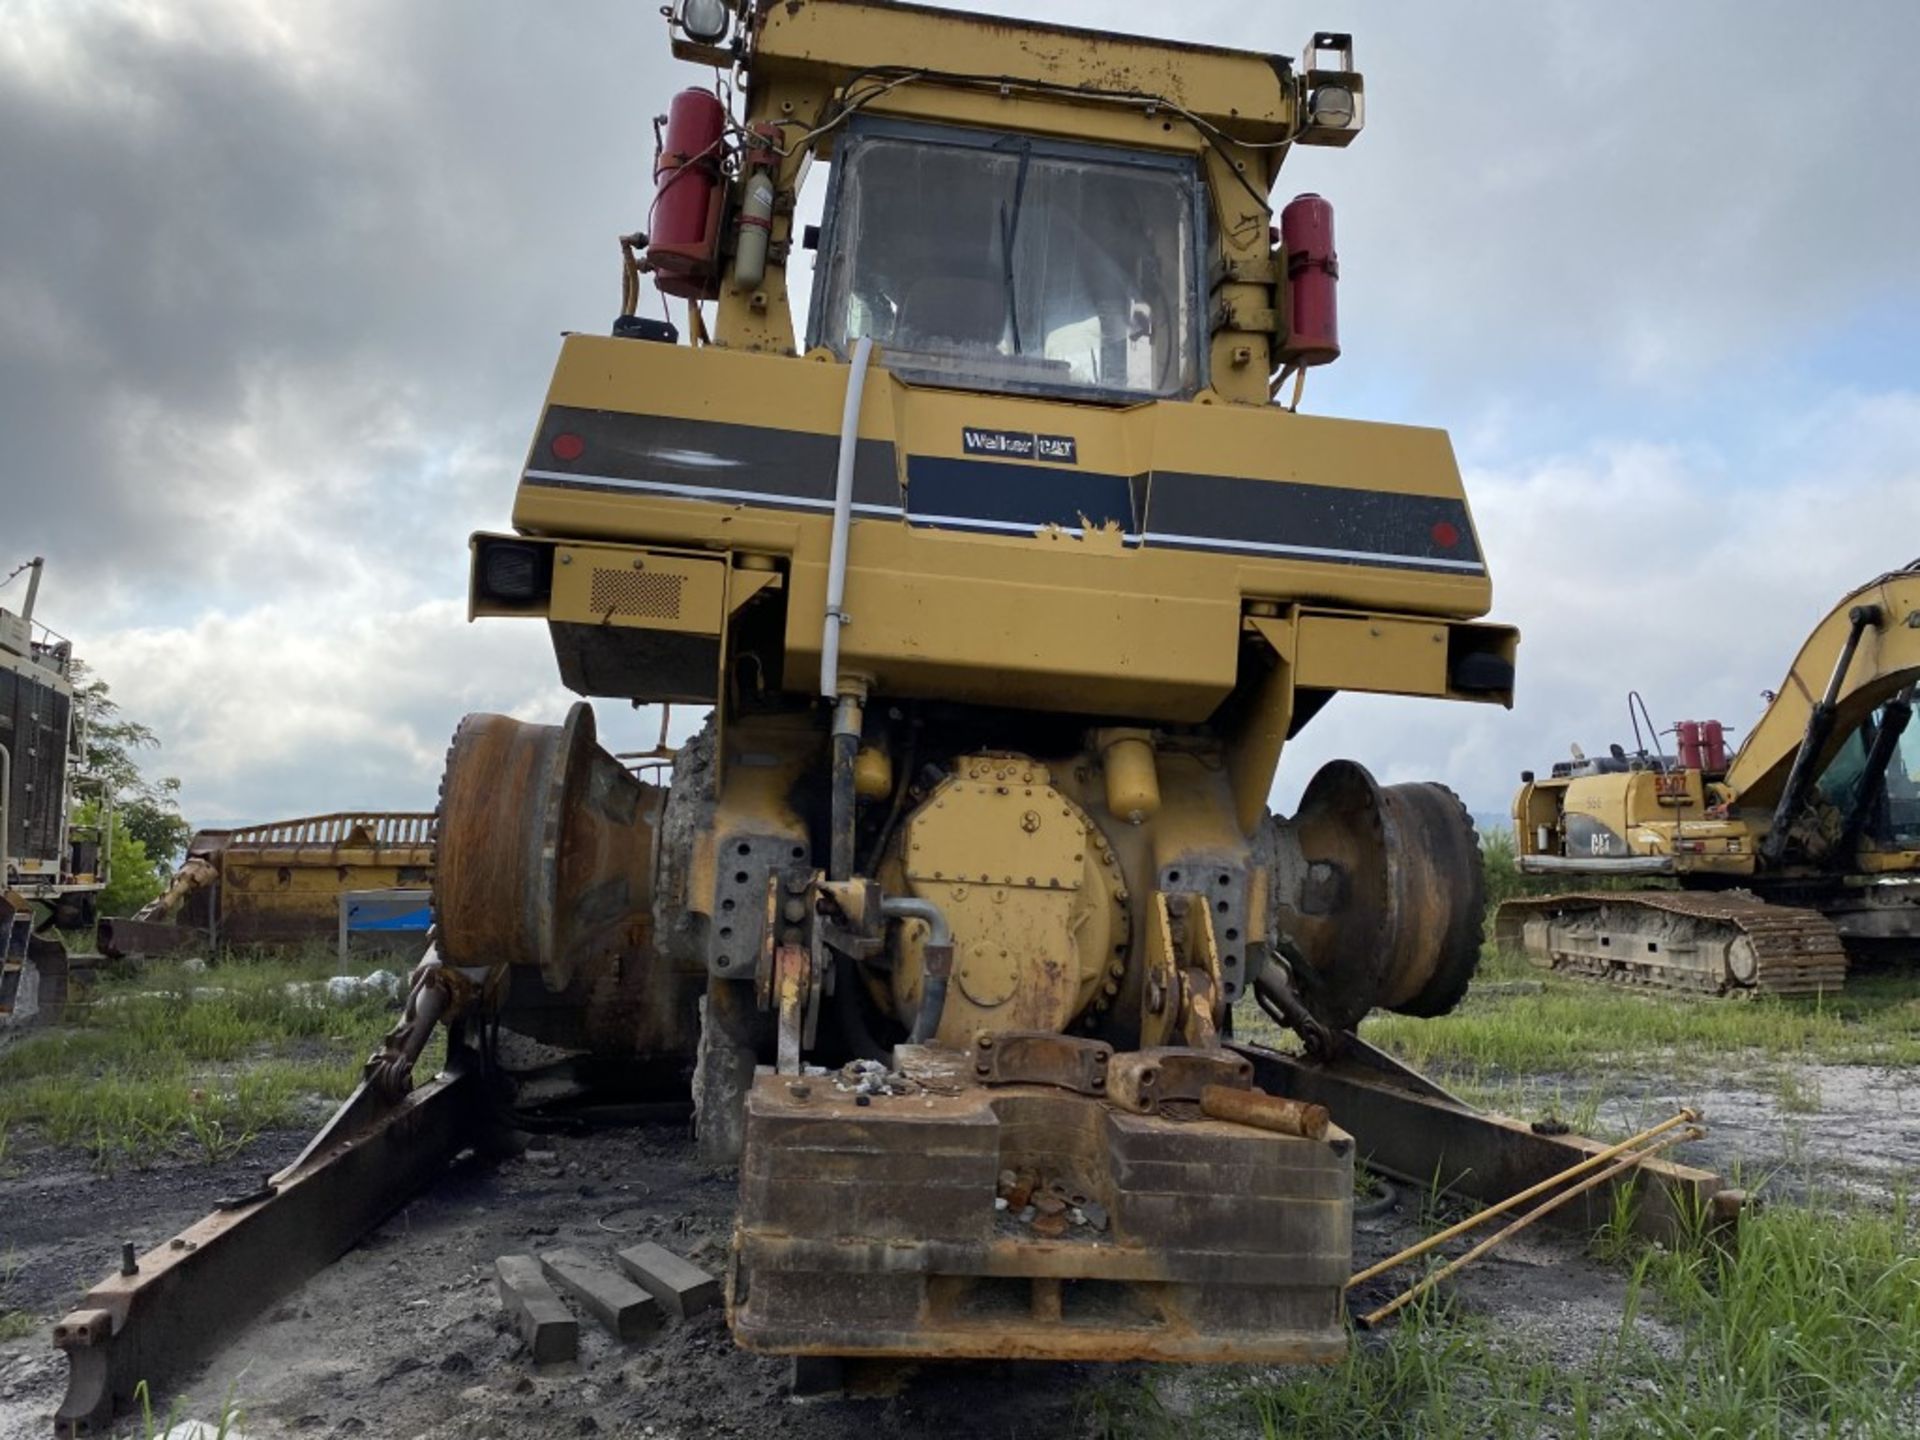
[{"x1": 728, "y1": 0, "x2": 1302, "y2": 147}]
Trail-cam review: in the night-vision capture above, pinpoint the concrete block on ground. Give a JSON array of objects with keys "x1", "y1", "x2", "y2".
[
  {"x1": 540, "y1": 1248, "x2": 663, "y2": 1343},
  {"x1": 616, "y1": 1242, "x2": 721, "y2": 1319},
  {"x1": 495, "y1": 1253, "x2": 579, "y2": 1364}
]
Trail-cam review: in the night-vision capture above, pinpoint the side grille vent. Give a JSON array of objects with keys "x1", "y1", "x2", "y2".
[{"x1": 590, "y1": 568, "x2": 686, "y2": 620}]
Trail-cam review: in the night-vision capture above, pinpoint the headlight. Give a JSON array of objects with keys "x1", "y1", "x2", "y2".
[{"x1": 677, "y1": 0, "x2": 730, "y2": 45}]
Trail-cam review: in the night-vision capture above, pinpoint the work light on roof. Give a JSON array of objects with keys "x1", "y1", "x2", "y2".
[{"x1": 675, "y1": 0, "x2": 730, "y2": 45}]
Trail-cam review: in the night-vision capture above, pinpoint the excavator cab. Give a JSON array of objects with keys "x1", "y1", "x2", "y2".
[
  {"x1": 1815, "y1": 694, "x2": 1920, "y2": 849},
  {"x1": 810, "y1": 119, "x2": 1202, "y2": 401}
]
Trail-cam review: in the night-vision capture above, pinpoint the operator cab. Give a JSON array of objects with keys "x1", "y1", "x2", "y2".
[{"x1": 808, "y1": 119, "x2": 1204, "y2": 403}]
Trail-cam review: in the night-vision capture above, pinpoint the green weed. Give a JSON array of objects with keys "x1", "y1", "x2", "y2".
[
  {"x1": 1621, "y1": 1193, "x2": 1920, "y2": 1437},
  {"x1": 1223, "y1": 1191, "x2": 1920, "y2": 1438},
  {"x1": 0, "y1": 948, "x2": 406, "y2": 1173},
  {"x1": 1352, "y1": 947, "x2": 1920, "y2": 1078},
  {"x1": 0, "y1": 1247, "x2": 32, "y2": 1341}
]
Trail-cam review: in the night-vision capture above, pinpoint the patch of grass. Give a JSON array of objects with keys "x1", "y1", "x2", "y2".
[
  {"x1": 1222, "y1": 1194, "x2": 1920, "y2": 1439},
  {"x1": 1242, "y1": 1297, "x2": 1600, "y2": 1440},
  {"x1": 1351, "y1": 945, "x2": 1920, "y2": 1079},
  {"x1": 131, "y1": 1378, "x2": 247, "y2": 1440},
  {"x1": 0, "y1": 948, "x2": 417, "y2": 1171},
  {"x1": 1772, "y1": 1065, "x2": 1824, "y2": 1114},
  {"x1": 1622, "y1": 1193, "x2": 1920, "y2": 1437},
  {"x1": 0, "y1": 1247, "x2": 33, "y2": 1340},
  {"x1": 1075, "y1": 1371, "x2": 1177, "y2": 1440}
]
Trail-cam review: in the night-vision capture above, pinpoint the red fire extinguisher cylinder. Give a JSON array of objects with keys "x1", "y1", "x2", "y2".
[
  {"x1": 648, "y1": 88, "x2": 727, "y2": 298},
  {"x1": 1676, "y1": 720, "x2": 1703, "y2": 772},
  {"x1": 1281, "y1": 193, "x2": 1340, "y2": 367},
  {"x1": 1702, "y1": 720, "x2": 1728, "y2": 773}
]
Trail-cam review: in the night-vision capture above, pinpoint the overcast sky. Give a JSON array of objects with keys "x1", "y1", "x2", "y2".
[{"x1": 4, "y1": 0, "x2": 1919, "y2": 831}]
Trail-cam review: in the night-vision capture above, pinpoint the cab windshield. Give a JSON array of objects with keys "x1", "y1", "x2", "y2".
[
  {"x1": 1816, "y1": 697, "x2": 1920, "y2": 847},
  {"x1": 810, "y1": 121, "x2": 1202, "y2": 402}
]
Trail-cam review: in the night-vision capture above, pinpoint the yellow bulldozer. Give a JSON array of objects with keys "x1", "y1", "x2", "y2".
[
  {"x1": 1499, "y1": 563, "x2": 1920, "y2": 996},
  {"x1": 50, "y1": 5, "x2": 1742, "y2": 1428},
  {"x1": 435, "y1": 0, "x2": 1520, "y2": 1364}
]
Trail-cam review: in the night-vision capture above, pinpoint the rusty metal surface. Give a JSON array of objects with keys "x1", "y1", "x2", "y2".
[
  {"x1": 970, "y1": 1030, "x2": 1114, "y2": 1095},
  {"x1": 434, "y1": 703, "x2": 658, "y2": 990},
  {"x1": 52, "y1": 1066, "x2": 475, "y2": 1434},
  {"x1": 1281, "y1": 763, "x2": 1486, "y2": 1031},
  {"x1": 95, "y1": 916, "x2": 203, "y2": 960},
  {"x1": 434, "y1": 703, "x2": 699, "y2": 1065},
  {"x1": 1199, "y1": 1083, "x2": 1329, "y2": 1140},
  {"x1": 729, "y1": 1057, "x2": 1351, "y2": 1364},
  {"x1": 1496, "y1": 889, "x2": 1849, "y2": 996},
  {"x1": 1238, "y1": 1043, "x2": 1730, "y2": 1244},
  {"x1": 1106, "y1": 1046, "x2": 1253, "y2": 1114}
]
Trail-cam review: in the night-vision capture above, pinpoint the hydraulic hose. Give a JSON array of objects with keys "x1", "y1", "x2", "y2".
[
  {"x1": 1760, "y1": 605, "x2": 1881, "y2": 866},
  {"x1": 885, "y1": 895, "x2": 954, "y2": 1046},
  {"x1": 828, "y1": 692, "x2": 862, "y2": 881},
  {"x1": 820, "y1": 335, "x2": 875, "y2": 701}
]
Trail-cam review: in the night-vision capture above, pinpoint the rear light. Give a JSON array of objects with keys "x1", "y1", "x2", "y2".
[
  {"x1": 482, "y1": 543, "x2": 543, "y2": 601},
  {"x1": 550, "y1": 432, "x2": 585, "y2": 462}
]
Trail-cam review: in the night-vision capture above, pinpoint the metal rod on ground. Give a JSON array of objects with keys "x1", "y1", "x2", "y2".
[
  {"x1": 1346, "y1": 1107, "x2": 1698, "y2": 1289},
  {"x1": 1359, "y1": 1125, "x2": 1703, "y2": 1330}
]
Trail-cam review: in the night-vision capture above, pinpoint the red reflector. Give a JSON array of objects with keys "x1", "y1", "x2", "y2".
[
  {"x1": 550, "y1": 432, "x2": 585, "y2": 461},
  {"x1": 1431, "y1": 520, "x2": 1460, "y2": 549}
]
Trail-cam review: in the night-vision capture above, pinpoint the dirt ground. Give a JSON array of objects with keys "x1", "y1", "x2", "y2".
[
  {"x1": 0, "y1": 1106, "x2": 1687, "y2": 1440},
  {"x1": 1591, "y1": 1061, "x2": 1920, "y2": 1202},
  {"x1": 3, "y1": 1033, "x2": 1914, "y2": 1438}
]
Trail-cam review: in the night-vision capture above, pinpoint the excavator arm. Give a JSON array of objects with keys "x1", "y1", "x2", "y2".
[{"x1": 1722, "y1": 564, "x2": 1920, "y2": 859}]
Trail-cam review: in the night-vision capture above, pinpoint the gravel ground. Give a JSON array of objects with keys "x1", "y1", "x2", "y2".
[
  {"x1": 0, "y1": 1102, "x2": 1665, "y2": 1440},
  {"x1": 10, "y1": 1021, "x2": 1903, "y2": 1438}
]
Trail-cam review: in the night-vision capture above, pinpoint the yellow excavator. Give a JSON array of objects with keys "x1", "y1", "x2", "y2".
[
  {"x1": 50, "y1": 6, "x2": 1738, "y2": 1429},
  {"x1": 1500, "y1": 563, "x2": 1920, "y2": 996}
]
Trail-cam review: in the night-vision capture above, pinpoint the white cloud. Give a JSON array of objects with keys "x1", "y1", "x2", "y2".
[
  {"x1": 1277, "y1": 389, "x2": 1920, "y2": 815},
  {"x1": 9, "y1": 0, "x2": 1920, "y2": 831}
]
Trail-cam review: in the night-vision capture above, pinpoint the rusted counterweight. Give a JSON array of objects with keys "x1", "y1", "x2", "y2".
[{"x1": 731, "y1": 1052, "x2": 1351, "y2": 1364}]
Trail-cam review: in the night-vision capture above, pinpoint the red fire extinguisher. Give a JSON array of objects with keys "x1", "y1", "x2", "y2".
[
  {"x1": 1279, "y1": 193, "x2": 1340, "y2": 368},
  {"x1": 647, "y1": 88, "x2": 728, "y2": 299}
]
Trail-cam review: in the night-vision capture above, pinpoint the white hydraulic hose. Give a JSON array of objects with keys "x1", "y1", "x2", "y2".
[{"x1": 820, "y1": 335, "x2": 874, "y2": 699}]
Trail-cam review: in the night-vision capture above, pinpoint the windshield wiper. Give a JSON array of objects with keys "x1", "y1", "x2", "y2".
[{"x1": 997, "y1": 139, "x2": 1033, "y2": 353}]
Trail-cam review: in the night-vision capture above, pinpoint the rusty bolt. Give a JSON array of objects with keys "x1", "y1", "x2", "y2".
[
  {"x1": 783, "y1": 898, "x2": 807, "y2": 923},
  {"x1": 788, "y1": 1081, "x2": 811, "y2": 1101},
  {"x1": 977, "y1": 1033, "x2": 995, "y2": 1049}
]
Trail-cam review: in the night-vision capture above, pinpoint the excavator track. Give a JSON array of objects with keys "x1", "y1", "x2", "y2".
[{"x1": 1494, "y1": 890, "x2": 1849, "y2": 997}]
